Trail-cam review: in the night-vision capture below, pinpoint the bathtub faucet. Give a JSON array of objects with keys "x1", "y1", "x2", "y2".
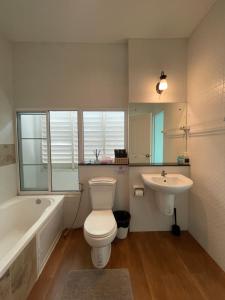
[
  {"x1": 36, "y1": 199, "x2": 42, "y2": 204},
  {"x1": 161, "y1": 170, "x2": 167, "y2": 177}
]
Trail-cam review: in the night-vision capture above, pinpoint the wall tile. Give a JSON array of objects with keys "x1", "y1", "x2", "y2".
[
  {"x1": 0, "y1": 144, "x2": 16, "y2": 166},
  {"x1": 188, "y1": 0, "x2": 225, "y2": 271}
]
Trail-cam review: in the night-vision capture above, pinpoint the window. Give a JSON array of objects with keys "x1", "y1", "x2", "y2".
[
  {"x1": 17, "y1": 111, "x2": 79, "y2": 192},
  {"x1": 50, "y1": 111, "x2": 79, "y2": 191},
  {"x1": 17, "y1": 112, "x2": 48, "y2": 191},
  {"x1": 83, "y1": 111, "x2": 125, "y2": 161},
  {"x1": 17, "y1": 110, "x2": 126, "y2": 192}
]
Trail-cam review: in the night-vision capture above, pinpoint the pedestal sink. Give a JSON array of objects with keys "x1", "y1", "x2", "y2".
[{"x1": 141, "y1": 173, "x2": 193, "y2": 215}]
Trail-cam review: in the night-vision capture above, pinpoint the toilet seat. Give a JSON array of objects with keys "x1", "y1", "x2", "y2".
[{"x1": 84, "y1": 210, "x2": 117, "y2": 238}]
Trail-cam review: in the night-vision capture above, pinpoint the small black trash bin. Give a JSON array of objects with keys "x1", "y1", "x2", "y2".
[{"x1": 113, "y1": 211, "x2": 131, "y2": 239}]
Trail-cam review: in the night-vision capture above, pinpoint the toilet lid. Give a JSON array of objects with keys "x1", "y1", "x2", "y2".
[
  {"x1": 84, "y1": 210, "x2": 116, "y2": 238},
  {"x1": 88, "y1": 177, "x2": 116, "y2": 186}
]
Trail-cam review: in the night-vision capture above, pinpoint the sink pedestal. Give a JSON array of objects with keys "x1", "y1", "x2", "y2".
[{"x1": 155, "y1": 192, "x2": 175, "y2": 216}]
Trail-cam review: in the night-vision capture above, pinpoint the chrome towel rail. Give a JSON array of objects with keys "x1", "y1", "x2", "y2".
[{"x1": 188, "y1": 118, "x2": 225, "y2": 137}]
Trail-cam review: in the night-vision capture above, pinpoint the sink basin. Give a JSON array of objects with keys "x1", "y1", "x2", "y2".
[
  {"x1": 141, "y1": 173, "x2": 193, "y2": 216},
  {"x1": 141, "y1": 174, "x2": 193, "y2": 194}
]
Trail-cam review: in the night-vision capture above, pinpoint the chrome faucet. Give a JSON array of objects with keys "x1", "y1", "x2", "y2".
[
  {"x1": 161, "y1": 170, "x2": 167, "y2": 177},
  {"x1": 94, "y1": 149, "x2": 101, "y2": 162}
]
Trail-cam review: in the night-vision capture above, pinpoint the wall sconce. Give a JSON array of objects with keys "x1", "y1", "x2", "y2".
[{"x1": 156, "y1": 71, "x2": 168, "y2": 94}]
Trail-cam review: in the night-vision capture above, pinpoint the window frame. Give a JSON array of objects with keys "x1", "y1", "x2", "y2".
[
  {"x1": 82, "y1": 109, "x2": 127, "y2": 162},
  {"x1": 16, "y1": 108, "x2": 127, "y2": 195}
]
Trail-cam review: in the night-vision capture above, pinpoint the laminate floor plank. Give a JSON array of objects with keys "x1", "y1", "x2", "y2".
[{"x1": 28, "y1": 230, "x2": 225, "y2": 300}]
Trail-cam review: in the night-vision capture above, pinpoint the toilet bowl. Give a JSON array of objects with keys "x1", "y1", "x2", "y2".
[
  {"x1": 84, "y1": 210, "x2": 117, "y2": 268},
  {"x1": 83, "y1": 177, "x2": 117, "y2": 268}
]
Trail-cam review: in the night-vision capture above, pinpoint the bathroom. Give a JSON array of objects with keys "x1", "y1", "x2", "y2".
[{"x1": 0, "y1": 0, "x2": 225, "y2": 299}]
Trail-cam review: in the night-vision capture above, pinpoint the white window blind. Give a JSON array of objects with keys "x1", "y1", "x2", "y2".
[
  {"x1": 83, "y1": 111, "x2": 125, "y2": 161},
  {"x1": 49, "y1": 111, "x2": 78, "y2": 166},
  {"x1": 41, "y1": 115, "x2": 48, "y2": 164}
]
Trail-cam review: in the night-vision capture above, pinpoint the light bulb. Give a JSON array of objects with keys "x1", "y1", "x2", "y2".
[
  {"x1": 159, "y1": 79, "x2": 168, "y2": 91},
  {"x1": 156, "y1": 71, "x2": 168, "y2": 94}
]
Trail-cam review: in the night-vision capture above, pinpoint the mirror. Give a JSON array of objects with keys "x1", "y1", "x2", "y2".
[{"x1": 129, "y1": 103, "x2": 187, "y2": 164}]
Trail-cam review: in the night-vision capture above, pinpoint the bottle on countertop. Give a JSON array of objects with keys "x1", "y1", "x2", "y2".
[{"x1": 177, "y1": 152, "x2": 190, "y2": 165}]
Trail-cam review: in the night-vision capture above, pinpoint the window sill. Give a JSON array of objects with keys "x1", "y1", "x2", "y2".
[
  {"x1": 79, "y1": 162, "x2": 128, "y2": 166},
  {"x1": 79, "y1": 162, "x2": 190, "y2": 167},
  {"x1": 18, "y1": 191, "x2": 82, "y2": 196}
]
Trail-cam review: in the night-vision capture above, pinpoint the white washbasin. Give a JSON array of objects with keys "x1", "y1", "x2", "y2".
[
  {"x1": 141, "y1": 173, "x2": 193, "y2": 216},
  {"x1": 141, "y1": 173, "x2": 193, "y2": 194}
]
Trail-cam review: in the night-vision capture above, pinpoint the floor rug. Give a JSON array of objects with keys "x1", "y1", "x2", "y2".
[{"x1": 61, "y1": 269, "x2": 133, "y2": 300}]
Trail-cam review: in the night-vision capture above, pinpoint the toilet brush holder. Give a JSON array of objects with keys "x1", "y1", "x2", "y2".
[{"x1": 171, "y1": 208, "x2": 180, "y2": 236}]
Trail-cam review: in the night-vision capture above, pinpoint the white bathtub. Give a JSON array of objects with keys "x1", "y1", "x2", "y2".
[{"x1": 0, "y1": 195, "x2": 64, "y2": 278}]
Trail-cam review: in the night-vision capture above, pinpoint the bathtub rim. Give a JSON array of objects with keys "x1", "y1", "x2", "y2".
[{"x1": 0, "y1": 195, "x2": 64, "y2": 279}]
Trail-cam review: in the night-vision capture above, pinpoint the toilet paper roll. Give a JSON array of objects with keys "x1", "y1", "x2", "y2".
[{"x1": 134, "y1": 189, "x2": 144, "y2": 197}]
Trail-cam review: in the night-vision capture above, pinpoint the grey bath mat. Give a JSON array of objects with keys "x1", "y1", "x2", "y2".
[{"x1": 61, "y1": 269, "x2": 133, "y2": 300}]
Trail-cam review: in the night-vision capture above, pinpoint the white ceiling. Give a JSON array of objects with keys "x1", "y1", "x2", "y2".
[{"x1": 0, "y1": 0, "x2": 216, "y2": 43}]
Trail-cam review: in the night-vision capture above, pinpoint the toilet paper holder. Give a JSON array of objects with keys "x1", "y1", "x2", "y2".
[{"x1": 133, "y1": 185, "x2": 145, "y2": 197}]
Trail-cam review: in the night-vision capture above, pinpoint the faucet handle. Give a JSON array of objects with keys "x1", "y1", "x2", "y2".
[{"x1": 161, "y1": 170, "x2": 167, "y2": 176}]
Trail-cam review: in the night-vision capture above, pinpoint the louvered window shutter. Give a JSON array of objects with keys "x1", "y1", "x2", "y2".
[
  {"x1": 83, "y1": 111, "x2": 125, "y2": 161},
  {"x1": 49, "y1": 111, "x2": 78, "y2": 167}
]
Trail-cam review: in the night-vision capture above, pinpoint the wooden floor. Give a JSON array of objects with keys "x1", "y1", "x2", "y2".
[{"x1": 28, "y1": 230, "x2": 225, "y2": 300}]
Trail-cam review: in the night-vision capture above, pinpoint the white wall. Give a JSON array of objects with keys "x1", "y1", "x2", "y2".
[
  {"x1": 13, "y1": 43, "x2": 128, "y2": 109},
  {"x1": 0, "y1": 35, "x2": 14, "y2": 144},
  {"x1": 128, "y1": 39, "x2": 187, "y2": 103},
  {"x1": 13, "y1": 39, "x2": 188, "y2": 109},
  {"x1": 187, "y1": 0, "x2": 225, "y2": 270},
  {"x1": 0, "y1": 34, "x2": 17, "y2": 203},
  {"x1": 12, "y1": 40, "x2": 190, "y2": 231}
]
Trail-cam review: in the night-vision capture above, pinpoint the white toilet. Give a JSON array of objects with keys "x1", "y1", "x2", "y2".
[{"x1": 84, "y1": 177, "x2": 117, "y2": 268}]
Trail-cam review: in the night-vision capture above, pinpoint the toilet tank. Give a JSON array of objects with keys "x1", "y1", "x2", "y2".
[{"x1": 88, "y1": 177, "x2": 117, "y2": 210}]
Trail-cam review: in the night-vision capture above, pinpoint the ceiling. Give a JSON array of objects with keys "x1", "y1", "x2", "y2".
[{"x1": 0, "y1": 0, "x2": 216, "y2": 43}]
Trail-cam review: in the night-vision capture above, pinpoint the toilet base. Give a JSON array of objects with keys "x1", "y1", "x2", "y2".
[{"x1": 91, "y1": 244, "x2": 111, "y2": 268}]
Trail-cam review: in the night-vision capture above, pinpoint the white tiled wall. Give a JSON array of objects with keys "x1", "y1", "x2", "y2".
[
  {"x1": 187, "y1": 0, "x2": 225, "y2": 271},
  {"x1": 13, "y1": 43, "x2": 128, "y2": 110},
  {"x1": 0, "y1": 164, "x2": 17, "y2": 203},
  {"x1": 128, "y1": 39, "x2": 187, "y2": 103},
  {"x1": 0, "y1": 35, "x2": 14, "y2": 145},
  {"x1": 0, "y1": 35, "x2": 17, "y2": 204}
]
